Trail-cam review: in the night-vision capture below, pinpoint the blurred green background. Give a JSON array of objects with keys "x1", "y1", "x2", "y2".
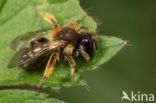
[{"x1": 51, "y1": 0, "x2": 156, "y2": 103}]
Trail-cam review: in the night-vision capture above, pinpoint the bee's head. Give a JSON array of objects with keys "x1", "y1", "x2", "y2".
[{"x1": 80, "y1": 33, "x2": 98, "y2": 56}]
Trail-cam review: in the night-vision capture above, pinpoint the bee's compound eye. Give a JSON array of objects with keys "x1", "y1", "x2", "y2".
[
  {"x1": 82, "y1": 38, "x2": 89, "y2": 43},
  {"x1": 81, "y1": 33, "x2": 91, "y2": 44},
  {"x1": 80, "y1": 33, "x2": 97, "y2": 55}
]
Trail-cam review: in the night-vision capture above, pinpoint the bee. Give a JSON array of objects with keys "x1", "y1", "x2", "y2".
[{"x1": 8, "y1": 10, "x2": 98, "y2": 91}]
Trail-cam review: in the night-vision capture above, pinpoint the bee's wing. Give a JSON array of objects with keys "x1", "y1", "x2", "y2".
[
  {"x1": 10, "y1": 29, "x2": 52, "y2": 51},
  {"x1": 7, "y1": 48, "x2": 26, "y2": 68},
  {"x1": 8, "y1": 40, "x2": 67, "y2": 68}
]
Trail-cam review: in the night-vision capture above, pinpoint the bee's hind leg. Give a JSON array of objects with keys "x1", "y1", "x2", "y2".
[
  {"x1": 64, "y1": 54, "x2": 76, "y2": 82},
  {"x1": 36, "y1": 10, "x2": 59, "y2": 28},
  {"x1": 38, "y1": 52, "x2": 59, "y2": 93}
]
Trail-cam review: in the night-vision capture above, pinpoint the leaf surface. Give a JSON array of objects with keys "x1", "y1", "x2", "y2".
[
  {"x1": 0, "y1": 0, "x2": 126, "y2": 90},
  {"x1": 0, "y1": 90, "x2": 64, "y2": 103}
]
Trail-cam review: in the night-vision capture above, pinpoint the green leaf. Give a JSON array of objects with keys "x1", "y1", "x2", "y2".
[
  {"x1": 0, "y1": 0, "x2": 126, "y2": 91},
  {"x1": 0, "y1": 90, "x2": 64, "y2": 103}
]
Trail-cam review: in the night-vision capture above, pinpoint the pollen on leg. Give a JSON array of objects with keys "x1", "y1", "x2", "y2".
[
  {"x1": 36, "y1": 10, "x2": 59, "y2": 27},
  {"x1": 38, "y1": 52, "x2": 59, "y2": 92}
]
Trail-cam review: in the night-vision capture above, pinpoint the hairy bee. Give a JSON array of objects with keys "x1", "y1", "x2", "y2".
[{"x1": 8, "y1": 10, "x2": 98, "y2": 91}]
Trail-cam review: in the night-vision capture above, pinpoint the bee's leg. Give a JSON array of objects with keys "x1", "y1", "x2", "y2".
[
  {"x1": 74, "y1": 50, "x2": 79, "y2": 58},
  {"x1": 79, "y1": 26, "x2": 88, "y2": 35},
  {"x1": 38, "y1": 52, "x2": 59, "y2": 92},
  {"x1": 64, "y1": 54, "x2": 76, "y2": 82},
  {"x1": 69, "y1": 19, "x2": 82, "y2": 25},
  {"x1": 78, "y1": 45, "x2": 92, "y2": 69},
  {"x1": 36, "y1": 10, "x2": 59, "y2": 27}
]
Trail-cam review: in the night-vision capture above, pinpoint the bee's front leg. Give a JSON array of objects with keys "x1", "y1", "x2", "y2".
[
  {"x1": 38, "y1": 52, "x2": 59, "y2": 93},
  {"x1": 79, "y1": 26, "x2": 88, "y2": 35},
  {"x1": 78, "y1": 45, "x2": 92, "y2": 69}
]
